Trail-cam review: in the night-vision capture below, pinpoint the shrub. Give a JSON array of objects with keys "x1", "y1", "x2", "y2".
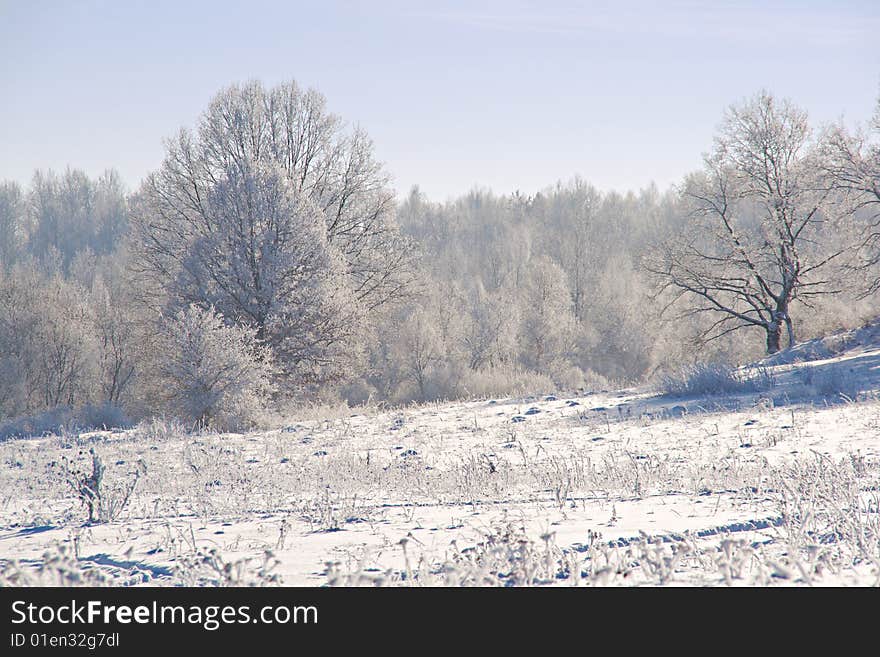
[
  {"x1": 74, "y1": 403, "x2": 131, "y2": 432},
  {"x1": 812, "y1": 367, "x2": 862, "y2": 401},
  {"x1": 53, "y1": 448, "x2": 145, "y2": 524},
  {"x1": 151, "y1": 305, "x2": 274, "y2": 431},
  {"x1": 0, "y1": 403, "x2": 130, "y2": 441},
  {"x1": 659, "y1": 362, "x2": 775, "y2": 397},
  {"x1": 457, "y1": 366, "x2": 556, "y2": 400}
]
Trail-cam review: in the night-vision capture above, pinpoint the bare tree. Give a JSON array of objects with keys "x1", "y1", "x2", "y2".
[
  {"x1": 647, "y1": 91, "x2": 855, "y2": 354},
  {"x1": 821, "y1": 97, "x2": 880, "y2": 290},
  {"x1": 395, "y1": 308, "x2": 443, "y2": 400},
  {"x1": 91, "y1": 274, "x2": 138, "y2": 405}
]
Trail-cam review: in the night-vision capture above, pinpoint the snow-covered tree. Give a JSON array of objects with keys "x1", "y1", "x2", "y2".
[
  {"x1": 647, "y1": 91, "x2": 857, "y2": 354},
  {"x1": 133, "y1": 80, "x2": 413, "y2": 313},
  {"x1": 90, "y1": 272, "x2": 139, "y2": 406},
  {"x1": 23, "y1": 169, "x2": 128, "y2": 275},
  {"x1": 394, "y1": 308, "x2": 444, "y2": 400},
  {"x1": 130, "y1": 80, "x2": 416, "y2": 387},
  {"x1": 822, "y1": 96, "x2": 880, "y2": 291},
  {"x1": 518, "y1": 257, "x2": 577, "y2": 372},
  {"x1": 133, "y1": 159, "x2": 364, "y2": 387},
  {"x1": 457, "y1": 282, "x2": 518, "y2": 370},
  {"x1": 0, "y1": 267, "x2": 99, "y2": 415}
]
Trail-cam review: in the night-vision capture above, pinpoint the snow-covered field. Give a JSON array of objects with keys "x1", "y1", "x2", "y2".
[{"x1": 2, "y1": 340, "x2": 879, "y2": 587}]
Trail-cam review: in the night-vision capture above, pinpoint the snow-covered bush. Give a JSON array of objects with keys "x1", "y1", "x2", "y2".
[
  {"x1": 456, "y1": 366, "x2": 556, "y2": 401},
  {"x1": 658, "y1": 362, "x2": 775, "y2": 397},
  {"x1": 812, "y1": 367, "x2": 862, "y2": 401},
  {"x1": 152, "y1": 305, "x2": 274, "y2": 431}
]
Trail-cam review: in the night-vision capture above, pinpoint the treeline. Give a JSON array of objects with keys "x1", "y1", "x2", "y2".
[
  {"x1": 1, "y1": 82, "x2": 878, "y2": 434},
  {"x1": 353, "y1": 183, "x2": 674, "y2": 404},
  {"x1": 357, "y1": 176, "x2": 875, "y2": 405},
  {"x1": 0, "y1": 172, "x2": 138, "y2": 426}
]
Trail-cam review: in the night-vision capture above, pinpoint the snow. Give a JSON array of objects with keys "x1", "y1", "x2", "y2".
[{"x1": 1, "y1": 340, "x2": 879, "y2": 586}]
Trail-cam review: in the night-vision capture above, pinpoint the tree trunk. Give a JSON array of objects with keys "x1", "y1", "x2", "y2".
[
  {"x1": 416, "y1": 367, "x2": 427, "y2": 400},
  {"x1": 765, "y1": 321, "x2": 782, "y2": 354}
]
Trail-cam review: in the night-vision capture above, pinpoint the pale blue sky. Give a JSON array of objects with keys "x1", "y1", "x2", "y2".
[{"x1": 1, "y1": 0, "x2": 878, "y2": 200}]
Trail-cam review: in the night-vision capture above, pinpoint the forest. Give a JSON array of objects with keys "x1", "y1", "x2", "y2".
[{"x1": 1, "y1": 80, "x2": 879, "y2": 434}]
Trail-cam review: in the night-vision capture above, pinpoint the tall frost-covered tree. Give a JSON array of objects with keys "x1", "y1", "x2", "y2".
[
  {"x1": 90, "y1": 273, "x2": 139, "y2": 406},
  {"x1": 135, "y1": 80, "x2": 412, "y2": 307},
  {"x1": 131, "y1": 80, "x2": 413, "y2": 386},
  {"x1": 0, "y1": 267, "x2": 99, "y2": 415},
  {"x1": 394, "y1": 308, "x2": 444, "y2": 400},
  {"x1": 647, "y1": 91, "x2": 855, "y2": 354},
  {"x1": 530, "y1": 178, "x2": 602, "y2": 320}
]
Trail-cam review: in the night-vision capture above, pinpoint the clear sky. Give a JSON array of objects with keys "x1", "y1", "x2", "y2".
[{"x1": 1, "y1": 0, "x2": 878, "y2": 201}]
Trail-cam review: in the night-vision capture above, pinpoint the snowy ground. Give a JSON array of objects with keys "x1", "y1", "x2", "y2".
[{"x1": 1, "y1": 342, "x2": 879, "y2": 586}]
